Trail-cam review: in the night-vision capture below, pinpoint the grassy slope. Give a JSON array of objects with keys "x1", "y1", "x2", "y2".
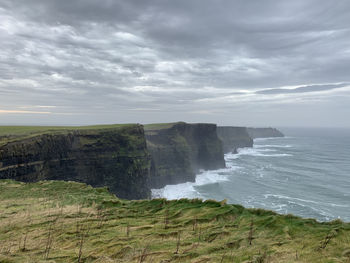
[{"x1": 0, "y1": 180, "x2": 349, "y2": 263}]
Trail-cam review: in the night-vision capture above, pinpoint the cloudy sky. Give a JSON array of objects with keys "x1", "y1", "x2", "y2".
[{"x1": 1, "y1": 0, "x2": 350, "y2": 127}]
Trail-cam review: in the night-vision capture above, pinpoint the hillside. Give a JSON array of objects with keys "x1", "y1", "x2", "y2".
[{"x1": 0, "y1": 180, "x2": 349, "y2": 263}]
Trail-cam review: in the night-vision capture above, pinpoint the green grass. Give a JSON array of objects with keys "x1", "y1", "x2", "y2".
[
  {"x1": 0, "y1": 124, "x2": 136, "y2": 136},
  {"x1": 143, "y1": 122, "x2": 183, "y2": 131},
  {"x1": 0, "y1": 180, "x2": 350, "y2": 262},
  {"x1": 0, "y1": 124, "x2": 137, "y2": 145}
]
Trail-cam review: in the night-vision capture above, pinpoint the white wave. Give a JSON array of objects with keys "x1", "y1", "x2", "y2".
[
  {"x1": 264, "y1": 194, "x2": 350, "y2": 208},
  {"x1": 264, "y1": 194, "x2": 320, "y2": 204},
  {"x1": 254, "y1": 144, "x2": 292, "y2": 148},
  {"x1": 254, "y1": 136, "x2": 294, "y2": 142},
  {"x1": 254, "y1": 137, "x2": 278, "y2": 142},
  {"x1": 237, "y1": 147, "x2": 292, "y2": 157},
  {"x1": 151, "y1": 166, "x2": 240, "y2": 200},
  {"x1": 151, "y1": 182, "x2": 199, "y2": 199},
  {"x1": 224, "y1": 152, "x2": 240, "y2": 160}
]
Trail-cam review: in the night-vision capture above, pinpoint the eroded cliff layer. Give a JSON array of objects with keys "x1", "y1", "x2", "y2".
[
  {"x1": 217, "y1": 126, "x2": 253, "y2": 153},
  {"x1": 247, "y1": 127, "x2": 284, "y2": 139},
  {"x1": 145, "y1": 122, "x2": 225, "y2": 188},
  {"x1": 0, "y1": 124, "x2": 150, "y2": 199}
]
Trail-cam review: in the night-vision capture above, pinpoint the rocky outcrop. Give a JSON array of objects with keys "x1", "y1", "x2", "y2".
[
  {"x1": 145, "y1": 122, "x2": 225, "y2": 189},
  {"x1": 247, "y1": 127, "x2": 284, "y2": 139},
  {"x1": 217, "y1": 126, "x2": 253, "y2": 153},
  {"x1": 0, "y1": 125, "x2": 151, "y2": 199}
]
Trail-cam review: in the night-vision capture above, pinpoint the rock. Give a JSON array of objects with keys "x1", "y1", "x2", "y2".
[
  {"x1": 145, "y1": 122, "x2": 225, "y2": 189},
  {"x1": 217, "y1": 126, "x2": 253, "y2": 154}
]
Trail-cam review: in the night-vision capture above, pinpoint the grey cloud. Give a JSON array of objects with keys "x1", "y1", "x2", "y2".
[
  {"x1": 256, "y1": 83, "x2": 349, "y2": 95},
  {"x1": 0, "y1": 0, "x2": 350, "y2": 127}
]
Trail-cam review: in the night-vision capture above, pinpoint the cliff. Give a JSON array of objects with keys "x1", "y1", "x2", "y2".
[
  {"x1": 247, "y1": 127, "x2": 284, "y2": 139},
  {"x1": 217, "y1": 126, "x2": 253, "y2": 153},
  {"x1": 0, "y1": 124, "x2": 151, "y2": 199},
  {"x1": 145, "y1": 122, "x2": 225, "y2": 188}
]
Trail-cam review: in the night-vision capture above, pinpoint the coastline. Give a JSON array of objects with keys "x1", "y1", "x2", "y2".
[{"x1": 152, "y1": 134, "x2": 350, "y2": 223}]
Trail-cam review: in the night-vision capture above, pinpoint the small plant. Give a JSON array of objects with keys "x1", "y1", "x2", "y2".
[
  {"x1": 138, "y1": 245, "x2": 149, "y2": 263},
  {"x1": 164, "y1": 209, "x2": 169, "y2": 229},
  {"x1": 319, "y1": 230, "x2": 337, "y2": 250},
  {"x1": 192, "y1": 216, "x2": 197, "y2": 231},
  {"x1": 198, "y1": 226, "x2": 202, "y2": 242},
  {"x1": 77, "y1": 215, "x2": 92, "y2": 263},
  {"x1": 21, "y1": 214, "x2": 32, "y2": 252},
  {"x1": 175, "y1": 231, "x2": 181, "y2": 254},
  {"x1": 126, "y1": 223, "x2": 130, "y2": 237},
  {"x1": 97, "y1": 208, "x2": 104, "y2": 228},
  {"x1": 20, "y1": 232, "x2": 28, "y2": 252},
  {"x1": 220, "y1": 252, "x2": 227, "y2": 263},
  {"x1": 5, "y1": 241, "x2": 13, "y2": 255},
  {"x1": 44, "y1": 222, "x2": 54, "y2": 259},
  {"x1": 248, "y1": 220, "x2": 254, "y2": 246}
]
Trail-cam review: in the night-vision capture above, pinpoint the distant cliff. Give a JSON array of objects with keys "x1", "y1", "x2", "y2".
[
  {"x1": 217, "y1": 126, "x2": 253, "y2": 153},
  {"x1": 0, "y1": 125, "x2": 151, "y2": 199},
  {"x1": 247, "y1": 127, "x2": 284, "y2": 139},
  {"x1": 145, "y1": 122, "x2": 225, "y2": 188}
]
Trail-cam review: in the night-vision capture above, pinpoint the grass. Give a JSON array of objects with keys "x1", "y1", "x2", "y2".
[
  {"x1": 0, "y1": 180, "x2": 350, "y2": 263},
  {"x1": 143, "y1": 122, "x2": 183, "y2": 131},
  {"x1": 0, "y1": 124, "x2": 136, "y2": 136},
  {"x1": 0, "y1": 124, "x2": 137, "y2": 145}
]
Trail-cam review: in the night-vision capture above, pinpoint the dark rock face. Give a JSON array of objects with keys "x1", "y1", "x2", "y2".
[
  {"x1": 0, "y1": 125, "x2": 151, "y2": 199},
  {"x1": 145, "y1": 122, "x2": 225, "y2": 189},
  {"x1": 217, "y1": 127, "x2": 253, "y2": 154},
  {"x1": 247, "y1": 128, "x2": 284, "y2": 139}
]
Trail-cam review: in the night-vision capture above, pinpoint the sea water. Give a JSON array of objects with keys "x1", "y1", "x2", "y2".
[{"x1": 152, "y1": 128, "x2": 350, "y2": 222}]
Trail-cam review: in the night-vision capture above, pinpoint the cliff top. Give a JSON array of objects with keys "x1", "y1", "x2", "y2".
[
  {"x1": 1, "y1": 179, "x2": 349, "y2": 263},
  {"x1": 247, "y1": 127, "x2": 284, "y2": 139},
  {"x1": 143, "y1": 122, "x2": 181, "y2": 131},
  {"x1": 0, "y1": 124, "x2": 139, "y2": 144},
  {"x1": 144, "y1": 121, "x2": 217, "y2": 132}
]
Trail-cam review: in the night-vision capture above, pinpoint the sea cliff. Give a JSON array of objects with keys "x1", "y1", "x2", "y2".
[
  {"x1": 0, "y1": 124, "x2": 151, "y2": 199},
  {"x1": 247, "y1": 127, "x2": 284, "y2": 139},
  {"x1": 217, "y1": 126, "x2": 253, "y2": 153},
  {"x1": 145, "y1": 122, "x2": 225, "y2": 188}
]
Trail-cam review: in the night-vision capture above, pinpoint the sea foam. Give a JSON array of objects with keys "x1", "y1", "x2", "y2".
[{"x1": 151, "y1": 166, "x2": 240, "y2": 200}]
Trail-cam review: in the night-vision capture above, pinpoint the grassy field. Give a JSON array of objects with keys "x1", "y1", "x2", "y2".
[
  {"x1": 0, "y1": 124, "x2": 137, "y2": 145},
  {"x1": 0, "y1": 124, "x2": 136, "y2": 136},
  {"x1": 0, "y1": 180, "x2": 349, "y2": 262}
]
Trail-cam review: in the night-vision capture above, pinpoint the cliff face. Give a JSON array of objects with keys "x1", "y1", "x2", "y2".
[
  {"x1": 145, "y1": 122, "x2": 225, "y2": 188},
  {"x1": 0, "y1": 125, "x2": 151, "y2": 199},
  {"x1": 247, "y1": 127, "x2": 284, "y2": 139},
  {"x1": 217, "y1": 126, "x2": 253, "y2": 153}
]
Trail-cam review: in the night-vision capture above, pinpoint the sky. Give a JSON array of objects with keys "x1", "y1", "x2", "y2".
[{"x1": 0, "y1": 0, "x2": 350, "y2": 128}]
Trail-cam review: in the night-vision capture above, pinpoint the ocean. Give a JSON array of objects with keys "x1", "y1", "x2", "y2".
[{"x1": 152, "y1": 128, "x2": 350, "y2": 222}]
